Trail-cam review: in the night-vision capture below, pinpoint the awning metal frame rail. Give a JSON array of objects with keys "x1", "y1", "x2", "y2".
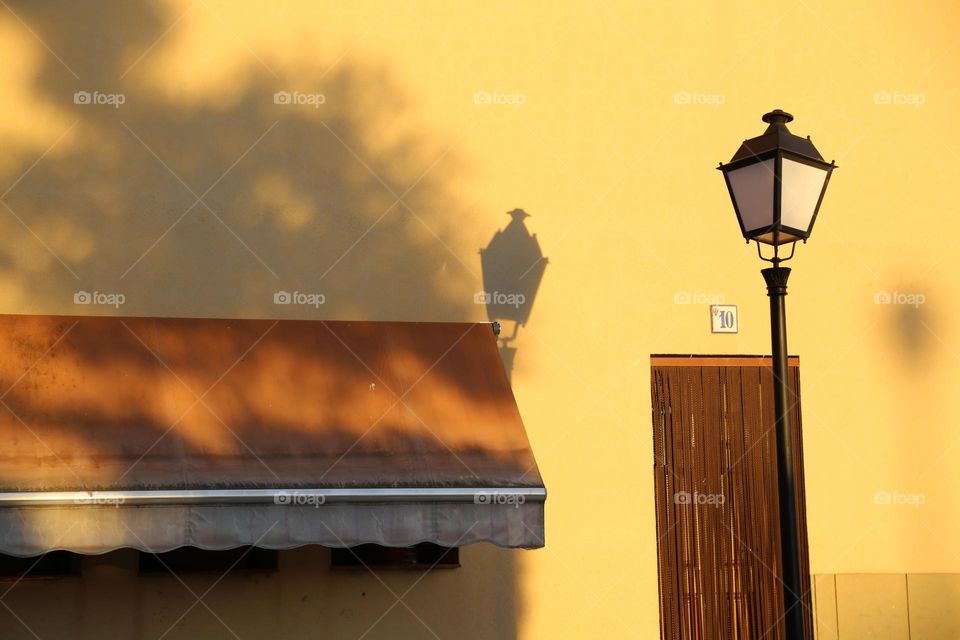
[{"x1": 0, "y1": 487, "x2": 547, "y2": 507}]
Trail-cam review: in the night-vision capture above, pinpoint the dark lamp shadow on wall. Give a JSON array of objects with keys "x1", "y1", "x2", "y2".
[{"x1": 479, "y1": 208, "x2": 547, "y2": 379}]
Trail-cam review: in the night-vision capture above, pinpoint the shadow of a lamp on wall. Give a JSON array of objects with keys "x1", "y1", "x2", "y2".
[{"x1": 478, "y1": 208, "x2": 548, "y2": 379}]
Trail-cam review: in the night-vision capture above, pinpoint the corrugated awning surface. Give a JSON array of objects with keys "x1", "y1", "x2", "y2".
[{"x1": 0, "y1": 315, "x2": 545, "y2": 555}]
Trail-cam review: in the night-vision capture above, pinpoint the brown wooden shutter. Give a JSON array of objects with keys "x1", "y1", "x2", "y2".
[{"x1": 651, "y1": 356, "x2": 812, "y2": 640}]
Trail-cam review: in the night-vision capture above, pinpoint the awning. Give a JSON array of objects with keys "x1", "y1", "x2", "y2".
[{"x1": 0, "y1": 315, "x2": 545, "y2": 556}]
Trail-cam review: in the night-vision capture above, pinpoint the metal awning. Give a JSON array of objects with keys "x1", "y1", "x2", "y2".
[{"x1": 0, "y1": 315, "x2": 545, "y2": 556}]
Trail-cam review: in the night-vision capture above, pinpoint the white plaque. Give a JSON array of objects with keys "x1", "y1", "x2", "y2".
[{"x1": 711, "y1": 305, "x2": 738, "y2": 334}]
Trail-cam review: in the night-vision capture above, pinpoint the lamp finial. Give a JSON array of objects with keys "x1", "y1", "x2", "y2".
[{"x1": 762, "y1": 109, "x2": 794, "y2": 126}]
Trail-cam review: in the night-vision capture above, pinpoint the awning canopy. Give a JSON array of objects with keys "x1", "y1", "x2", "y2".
[{"x1": 0, "y1": 315, "x2": 545, "y2": 556}]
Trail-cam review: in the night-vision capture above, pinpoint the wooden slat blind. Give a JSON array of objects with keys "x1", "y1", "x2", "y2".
[{"x1": 651, "y1": 359, "x2": 813, "y2": 640}]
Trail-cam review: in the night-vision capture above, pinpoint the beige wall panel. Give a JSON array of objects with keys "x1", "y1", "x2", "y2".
[
  {"x1": 813, "y1": 574, "x2": 839, "y2": 640},
  {"x1": 906, "y1": 573, "x2": 960, "y2": 640},
  {"x1": 835, "y1": 574, "x2": 909, "y2": 640}
]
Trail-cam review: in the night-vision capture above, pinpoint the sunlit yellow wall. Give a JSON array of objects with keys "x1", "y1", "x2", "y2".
[{"x1": 1, "y1": 1, "x2": 959, "y2": 638}]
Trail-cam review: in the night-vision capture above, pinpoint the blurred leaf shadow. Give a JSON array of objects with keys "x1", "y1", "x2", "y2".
[{"x1": 0, "y1": 0, "x2": 477, "y2": 322}]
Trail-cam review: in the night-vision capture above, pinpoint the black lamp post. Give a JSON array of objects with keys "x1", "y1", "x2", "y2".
[{"x1": 718, "y1": 109, "x2": 836, "y2": 639}]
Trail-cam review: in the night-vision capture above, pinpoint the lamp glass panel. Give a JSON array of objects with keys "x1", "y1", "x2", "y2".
[
  {"x1": 726, "y1": 159, "x2": 775, "y2": 233},
  {"x1": 780, "y1": 158, "x2": 828, "y2": 233},
  {"x1": 754, "y1": 229, "x2": 803, "y2": 246}
]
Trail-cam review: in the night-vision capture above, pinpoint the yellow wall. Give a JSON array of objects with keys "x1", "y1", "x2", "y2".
[
  {"x1": 1, "y1": 547, "x2": 524, "y2": 639},
  {"x1": 1, "y1": 1, "x2": 959, "y2": 638}
]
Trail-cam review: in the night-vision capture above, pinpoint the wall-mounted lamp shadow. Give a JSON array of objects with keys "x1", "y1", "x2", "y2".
[{"x1": 479, "y1": 208, "x2": 548, "y2": 378}]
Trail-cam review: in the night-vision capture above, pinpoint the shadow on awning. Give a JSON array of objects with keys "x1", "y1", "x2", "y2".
[{"x1": 0, "y1": 315, "x2": 545, "y2": 555}]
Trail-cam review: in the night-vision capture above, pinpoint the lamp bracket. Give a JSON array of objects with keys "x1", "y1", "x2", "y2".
[
  {"x1": 492, "y1": 319, "x2": 522, "y2": 344},
  {"x1": 756, "y1": 240, "x2": 796, "y2": 266}
]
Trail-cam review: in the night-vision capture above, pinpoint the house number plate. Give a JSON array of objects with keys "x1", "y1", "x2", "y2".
[{"x1": 711, "y1": 305, "x2": 738, "y2": 334}]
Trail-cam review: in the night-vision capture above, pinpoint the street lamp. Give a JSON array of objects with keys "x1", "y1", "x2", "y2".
[{"x1": 718, "y1": 109, "x2": 836, "y2": 640}]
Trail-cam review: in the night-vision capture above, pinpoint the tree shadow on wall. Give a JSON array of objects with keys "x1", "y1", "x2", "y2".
[
  {"x1": 0, "y1": 0, "x2": 478, "y2": 321},
  {"x1": 0, "y1": 2, "x2": 525, "y2": 639}
]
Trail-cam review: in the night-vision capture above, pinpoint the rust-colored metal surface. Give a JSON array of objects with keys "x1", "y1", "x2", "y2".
[
  {"x1": 0, "y1": 315, "x2": 543, "y2": 491},
  {"x1": 651, "y1": 360, "x2": 813, "y2": 640},
  {"x1": 650, "y1": 355, "x2": 800, "y2": 368}
]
